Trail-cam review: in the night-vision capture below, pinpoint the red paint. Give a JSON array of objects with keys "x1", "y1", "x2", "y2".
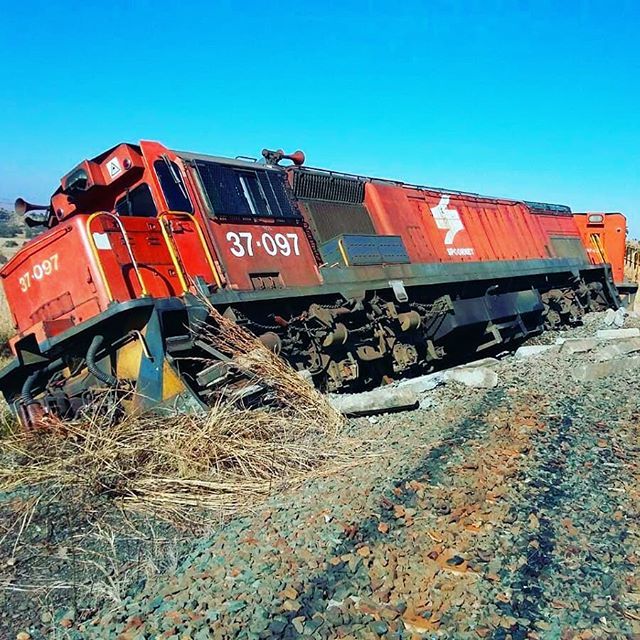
[
  {"x1": 0, "y1": 214, "x2": 196, "y2": 350},
  {"x1": 1, "y1": 217, "x2": 108, "y2": 349},
  {"x1": 207, "y1": 221, "x2": 321, "y2": 290},
  {"x1": 363, "y1": 182, "x2": 578, "y2": 264}
]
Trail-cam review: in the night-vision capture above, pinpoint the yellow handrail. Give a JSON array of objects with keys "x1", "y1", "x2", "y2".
[
  {"x1": 158, "y1": 214, "x2": 189, "y2": 293},
  {"x1": 337, "y1": 238, "x2": 350, "y2": 266},
  {"x1": 158, "y1": 211, "x2": 223, "y2": 290},
  {"x1": 86, "y1": 212, "x2": 150, "y2": 301},
  {"x1": 590, "y1": 233, "x2": 607, "y2": 263}
]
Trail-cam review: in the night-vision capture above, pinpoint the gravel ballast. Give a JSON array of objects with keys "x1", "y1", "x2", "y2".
[{"x1": 1, "y1": 311, "x2": 639, "y2": 639}]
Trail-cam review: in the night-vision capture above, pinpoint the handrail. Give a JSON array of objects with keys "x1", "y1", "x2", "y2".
[
  {"x1": 337, "y1": 237, "x2": 350, "y2": 266},
  {"x1": 590, "y1": 233, "x2": 607, "y2": 263},
  {"x1": 157, "y1": 214, "x2": 189, "y2": 293},
  {"x1": 158, "y1": 211, "x2": 223, "y2": 290},
  {"x1": 86, "y1": 212, "x2": 150, "y2": 301}
]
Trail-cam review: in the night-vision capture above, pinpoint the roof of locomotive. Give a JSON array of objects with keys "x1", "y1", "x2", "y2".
[
  {"x1": 43, "y1": 141, "x2": 575, "y2": 218},
  {"x1": 177, "y1": 149, "x2": 283, "y2": 171},
  {"x1": 175, "y1": 145, "x2": 572, "y2": 214}
]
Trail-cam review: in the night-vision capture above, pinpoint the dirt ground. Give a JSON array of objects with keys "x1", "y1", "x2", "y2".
[{"x1": 0, "y1": 310, "x2": 638, "y2": 639}]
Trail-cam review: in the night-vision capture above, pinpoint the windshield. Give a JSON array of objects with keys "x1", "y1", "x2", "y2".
[{"x1": 154, "y1": 158, "x2": 193, "y2": 213}]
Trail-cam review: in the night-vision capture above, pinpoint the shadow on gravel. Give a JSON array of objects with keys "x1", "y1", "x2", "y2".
[
  {"x1": 490, "y1": 398, "x2": 635, "y2": 639},
  {"x1": 490, "y1": 414, "x2": 574, "y2": 640},
  {"x1": 270, "y1": 388, "x2": 506, "y2": 637}
]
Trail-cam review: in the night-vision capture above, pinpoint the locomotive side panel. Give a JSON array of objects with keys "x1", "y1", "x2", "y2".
[
  {"x1": 364, "y1": 182, "x2": 553, "y2": 265},
  {"x1": 532, "y1": 213, "x2": 588, "y2": 261},
  {"x1": 87, "y1": 216, "x2": 187, "y2": 300},
  {"x1": 182, "y1": 153, "x2": 323, "y2": 291},
  {"x1": 207, "y1": 221, "x2": 321, "y2": 290},
  {"x1": 420, "y1": 194, "x2": 548, "y2": 262},
  {"x1": 464, "y1": 201, "x2": 546, "y2": 261},
  {"x1": 364, "y1": 183, "x2": 479, "y2": 263}
]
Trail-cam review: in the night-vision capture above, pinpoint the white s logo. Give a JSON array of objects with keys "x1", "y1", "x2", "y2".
[{"x1": 430, "y1": 195, "x2": 464, "y2": 245}]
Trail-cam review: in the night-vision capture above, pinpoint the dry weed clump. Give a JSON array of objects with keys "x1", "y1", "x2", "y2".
[
  {"x1": 0, "y1": 305, "x2": 351, "y2": 524},
  {"x1": 0, "y1": 291, "x2": 16, "y2": 436},
  {"x1": 0, "y1": 290, "x2": 13, "y2": 348},
  {"x1": 0, "y1": 290, "x2": 14, "y2": 369}
]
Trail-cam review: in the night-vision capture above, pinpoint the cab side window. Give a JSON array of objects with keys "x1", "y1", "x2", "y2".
[
  {"x1": 115, "y1": 183, "x2": 157, "y2": 217},
  {"x1": 154, "y1": 159, "x2": 193, "y2": 213}
]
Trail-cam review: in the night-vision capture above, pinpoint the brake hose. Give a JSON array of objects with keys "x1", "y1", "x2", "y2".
[{"x1": 86, "y1": 335, "x2": 119, "y2": 387}]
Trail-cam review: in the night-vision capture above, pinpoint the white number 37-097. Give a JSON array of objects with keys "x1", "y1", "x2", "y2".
[
  {"x1": 19, "y1": 254, "x2": 59, "y2": 292},
  {"x1": 226, "y1": 231, "x2": 300, "y2": 258}
]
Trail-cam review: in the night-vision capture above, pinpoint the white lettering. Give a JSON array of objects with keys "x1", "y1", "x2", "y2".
[
  {"x1": 447, "y1": 247, "x2": 475, "y2": 256},
  {"x1": 19, "y1": 254, "x2": 59, "y2": 292},
  {"x1": 262, "y1": 233, "x2": 278, "y2": 256},
  {"x1": 226, "y1": 231, "x2": 246, "y2": 257},
  {"x1": 226, "y1": 230, "x2": 302, "y2": 258},
  {"x1": 238, "y1": 232, "x2": 254, "y2": 256}
]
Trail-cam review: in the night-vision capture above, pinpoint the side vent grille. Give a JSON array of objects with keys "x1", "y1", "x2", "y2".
[
  {"x1": 293, "y1": 170, "x2": 365, "y2": 204},
  {"x1": 303, "y1": 201, "x2": 376, "y2": 243}
]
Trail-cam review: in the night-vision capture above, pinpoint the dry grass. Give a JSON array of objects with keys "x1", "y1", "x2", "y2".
[
  {"x1": 0, "y1": 303, "x2": 353, "y2": 525},
  {"x1": 0, "y1": 289, "x2": 13, "y2": 349},
  {"x1": 0, "y1": 290, "x2": 16, "y2": 437}
]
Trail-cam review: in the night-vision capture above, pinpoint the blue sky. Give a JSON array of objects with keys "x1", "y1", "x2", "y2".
[{"x1": 1, "y1": 0, "x2": 639, "y2": 236}]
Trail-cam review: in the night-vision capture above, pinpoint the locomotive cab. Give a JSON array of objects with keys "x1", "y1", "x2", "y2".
[
  {"x1": 573, "y1": 212, "x2": 637, "y2": 306},
  {"x1": 1, "y1": 141, "x2": 325, "y2": 347}
]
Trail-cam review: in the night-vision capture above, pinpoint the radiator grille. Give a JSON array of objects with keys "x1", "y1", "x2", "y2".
[
  {"x1": 303, "y1": 201, "x2": 376, "y2": 243},
  {"x1": 549, "y1": 236, "x2": 588, "y2": 260},
  {"x1": 293, "y1": 170, "x2": 365, "y2": 204}
]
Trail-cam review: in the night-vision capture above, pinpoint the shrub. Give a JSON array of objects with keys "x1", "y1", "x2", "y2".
[{"x1": 0, "y1": 221, "x2": 20, "y2": 237}]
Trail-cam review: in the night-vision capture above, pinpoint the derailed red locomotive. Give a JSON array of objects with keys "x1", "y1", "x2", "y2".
[{"x1": 0, "y1": 141, "x2": 631, "y2": 428}]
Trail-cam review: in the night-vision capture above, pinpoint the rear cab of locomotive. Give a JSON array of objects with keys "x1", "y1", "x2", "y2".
[{"x1": 572, "y1": 211, "x2": 637, "y2": 305}]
